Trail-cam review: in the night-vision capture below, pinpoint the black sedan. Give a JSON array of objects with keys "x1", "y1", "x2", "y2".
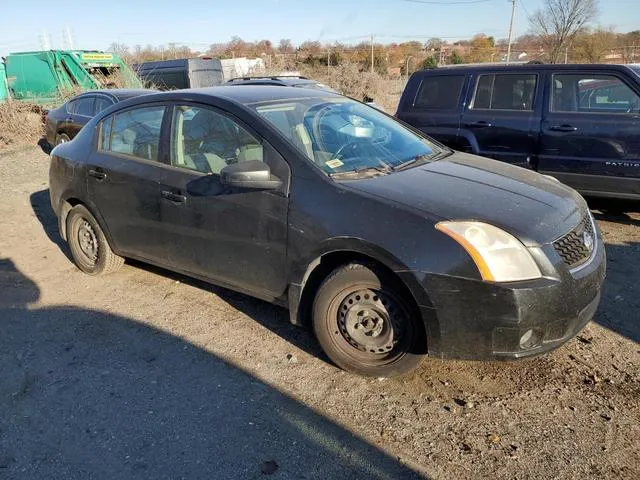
[
  {"x1": 45, "y1": 89, "x2": 155, "y2": 147},
  {"x1": 48, "y1": 86, "x2": 606, "y2": 377}
]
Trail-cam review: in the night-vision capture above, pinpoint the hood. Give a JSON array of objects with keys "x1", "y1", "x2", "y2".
[{"x1": 345, "y1": 152, "x2": 585, "y2": 246}]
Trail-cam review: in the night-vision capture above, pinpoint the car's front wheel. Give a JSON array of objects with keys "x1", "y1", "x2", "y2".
[
  {"x1": 66, "y1": 205, "x2": 124, "y2": 275},
  {"x1": 312, "y1": 263, "x2": 426, "y2": 377}
]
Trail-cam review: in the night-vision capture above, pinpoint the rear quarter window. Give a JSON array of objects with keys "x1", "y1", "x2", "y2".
[{"x1": 413, "y1": 75, "x2": 465, "y2": 110}]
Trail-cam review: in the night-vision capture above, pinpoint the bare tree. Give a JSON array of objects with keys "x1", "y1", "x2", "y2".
[
  {"x1": 425, "y1": 37, "x2": 444, "y2": 52},
  {"x1": 572, "y1": 27, "x2": 616, "y2": 63},
  {"x1": 529, "y1": 0, "x2": 599, "y2": 63},
  {"x1": 618, "y1": 30, "x2": 640, "y2": 63},
  {"x1": 107, "y1": 43, "x2": 130, "y2": 58},
  {"x1": 277, "y1": 39, "x2": 295, "y2": 54}
]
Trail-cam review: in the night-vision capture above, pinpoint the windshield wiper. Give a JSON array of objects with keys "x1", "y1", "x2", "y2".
[
  {"x1": 328, "y1": 165, "x2": 391, "y2": 179},
  {"x1": 393, "y1": 150, "x2": 452, "y2": 172}
]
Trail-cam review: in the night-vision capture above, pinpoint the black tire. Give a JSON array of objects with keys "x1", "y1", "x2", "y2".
[
  {"x1": 56, "y1": 133, "x2": 70, "y2": 145},
  {"x1": 312, "y1": 263, "x2": 426, "y2": 377},
  {"x1": 66, "y1": 205, "x2": 124, "y2": 275}
]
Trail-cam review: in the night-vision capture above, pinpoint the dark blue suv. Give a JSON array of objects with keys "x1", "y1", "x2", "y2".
[{"x1": 397, "y1": 64, "x2": 640, "y2": 200}]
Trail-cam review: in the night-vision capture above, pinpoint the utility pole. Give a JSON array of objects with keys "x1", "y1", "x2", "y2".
[
  {"x1": 327, "y1": 48, "x2": 330, "y2": 74},
  {"x1": 406, "y1": 56, "x2": 413, "y2": 78},
  {"x1": 40, "y1": 29, "x2": 51, "y2": 50},
  {"x1": 370, "y1": 35, "x2": 374, "y2": 73},
  {"x1": 565, "y1": 45, "x2": 569, "y2": 64},
  {"x1": 506, "y1": 0, "x2": 516, "y2": 63},
  {"x1": 66, "y1": 26, "x2": 74, "y2": 49}
]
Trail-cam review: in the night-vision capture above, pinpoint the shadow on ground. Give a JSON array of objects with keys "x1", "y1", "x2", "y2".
[
  {"x1": 29, "y1": 189, "x2": 324, "y2": 364},
  {"x1": 595, "y1": 241, "x2": 640, "y2": 343},
  {"x1": 0, "y1": 257, "x2": 423, "y2": 479},
  {"x1": 588, "y1": 197, "x2": 640, "y2": 227}
]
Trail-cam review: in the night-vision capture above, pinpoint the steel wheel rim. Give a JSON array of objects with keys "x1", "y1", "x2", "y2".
[
  {"x1": 77, "y1": 219, "x2": 99, "y2": 265},
  {"x1": 330, "y1": 285, "x2": 411, "y2": 364}
]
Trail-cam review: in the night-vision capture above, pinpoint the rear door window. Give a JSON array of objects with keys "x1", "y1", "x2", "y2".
[
  {"x1": 99, "y1": 106, "x2": 166, "y2": 161},
  {"x1": 471, "y1": 73, "x2": 537, "y2": 111},
  {"x1": 551, "y1": 73, "x2": 640, "y2": 113},
  {"x1": 414, "y1": 75, "x2": 465, "y2": 110}
]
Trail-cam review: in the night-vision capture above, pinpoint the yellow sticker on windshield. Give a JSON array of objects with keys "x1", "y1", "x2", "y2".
[{"x1": 325, "y1": 159, "x2": 344, "y2": 169}]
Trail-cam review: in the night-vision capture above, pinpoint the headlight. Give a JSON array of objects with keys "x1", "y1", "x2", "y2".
[{"x1": 435, "y1": 221, "x2": 542, "y2": 282}]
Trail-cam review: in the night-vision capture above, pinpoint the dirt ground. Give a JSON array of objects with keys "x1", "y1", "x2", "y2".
[{"x1": 1, "y1": 145, "x2": 638, "y2": 479}]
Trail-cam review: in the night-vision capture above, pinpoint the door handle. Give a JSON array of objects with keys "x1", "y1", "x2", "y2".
[
  {"x1": 88, "y1": 168, "x2": 107, "y2": 180},
  {"x1": 549, "y1": 125, "x2": 578, "y2": 132},
  {"x1": 161, "y1": 190, "x2": 187, "y2": 204},
  {"x1": 466, "y1": 121, "x2": 492, "y2": 128}
]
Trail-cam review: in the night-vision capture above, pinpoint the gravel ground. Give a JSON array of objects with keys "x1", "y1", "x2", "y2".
[{"x1": 1, "y1": 145, "x2": 638, "y2": 479}]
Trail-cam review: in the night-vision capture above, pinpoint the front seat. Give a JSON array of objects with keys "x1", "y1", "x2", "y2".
[{"x1": 182, "y1": 111, "x2": 231, "y2": 174}]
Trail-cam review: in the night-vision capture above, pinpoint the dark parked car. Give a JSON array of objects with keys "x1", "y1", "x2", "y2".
[
  {"x1": 45, "y1": 89, "x2": 155, "y2": 146},
  {"x1": 49, "y1": 86, "x2": 606, "y2": 377},
  {"x1": 396, "y1": 64, "x2": 640, "y2": 200}
]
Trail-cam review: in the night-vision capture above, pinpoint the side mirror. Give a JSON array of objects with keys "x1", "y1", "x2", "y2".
[{"x1": 220, "y1": 160, "x2": 282, "y2": 190}]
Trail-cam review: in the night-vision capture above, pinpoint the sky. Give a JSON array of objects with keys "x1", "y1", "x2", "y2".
[{"x1": 1, "y1": 0, "x2": 639, "y2": 57}]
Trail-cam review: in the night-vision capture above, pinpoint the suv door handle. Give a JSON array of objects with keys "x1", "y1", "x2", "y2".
[
  {"x1": 466, "y1": 121, "x2": 492, "y2": 128},
  {"x1": 88, "y1": 168, "x2": 107, "y2": 180},
  {"x1": 549, "y1": 125, "x2": 578, "y2": 132},
  {"x1": 161, "y1": 190, "x2": 187, "y2": 204}
]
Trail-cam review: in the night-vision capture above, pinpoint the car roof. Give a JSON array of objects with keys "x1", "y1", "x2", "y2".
[
  {"x1": 414, "y1": 63, "x2": 635, "y2": 74},
  {"x1": 227, "y1": 76, "x2": 312, "y2": 86},
  {"x1": 135, "y1": 85, "x2": 340, "y2": 105},
  {"x1": 74, "y1": 89, "x2": 157, "y2": 101}
]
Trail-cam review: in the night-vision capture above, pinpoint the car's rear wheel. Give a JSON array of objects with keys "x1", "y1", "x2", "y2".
[
  {"x1": 66, "y1": 205, "x2": 124, "y2": 275},
  {"x1": 312, "y1": 263, "x2": 426, "y2": 377},
  {"x1": 56, "y1": 133, "x2": 70, "y2": 145}
]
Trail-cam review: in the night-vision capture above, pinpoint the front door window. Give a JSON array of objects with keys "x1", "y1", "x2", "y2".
[{"x1": 170, "y1": 105, "x2": 263, "y2": 175}]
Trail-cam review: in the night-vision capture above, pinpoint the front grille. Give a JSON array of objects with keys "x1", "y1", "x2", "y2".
[{"x1": 553, "y1": 212, "x2": 596, "y2": 269}]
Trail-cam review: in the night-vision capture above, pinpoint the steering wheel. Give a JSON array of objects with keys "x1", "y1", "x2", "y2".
[{"x1": 333, "y1": 141, "x2": 363, "y2": 160}]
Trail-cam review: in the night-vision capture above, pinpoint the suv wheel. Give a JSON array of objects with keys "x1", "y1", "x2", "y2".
[
  {"x1": 66, "y1": 205, "x2": 124, "y2": 275},
  {"x1": 312, "y1": 263, "x2": 426, "y2": 377}
]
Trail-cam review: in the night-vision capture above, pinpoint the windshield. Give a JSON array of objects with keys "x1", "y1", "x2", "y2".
[{"x1": 252, "y1": 97, "x2": 443, "y2": 176}]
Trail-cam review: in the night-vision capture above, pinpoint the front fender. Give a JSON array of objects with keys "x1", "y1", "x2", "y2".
[{"x1": 286, "y1": 237, "x2": 435, "y2": 327}]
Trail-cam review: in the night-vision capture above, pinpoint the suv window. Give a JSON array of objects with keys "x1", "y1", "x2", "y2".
[
  {"x1": 552, "y1": 74, "x2": 640, "y2": 113},
  {"x1": 414, "y1": 75, "x2": 464, "y2": 110},
  {"x1": 471, "y1": 74, "x2": 537, "y2": 111},
  {"x1": 100, "y1": 106, "x2": 165, "y2": 161},
  {"x1": 170, "y1": 105, "x2": 263, "y2": 175}
]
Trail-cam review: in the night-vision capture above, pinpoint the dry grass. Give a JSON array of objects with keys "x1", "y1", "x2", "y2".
[
  {"x1": 262, "y1": 60, "x2": 406, "y2": 113},
  {"x1": 1, "y1": 60, "x2": 405, "y2": 151},
  {"x1": 0, "y1": 101, "x2": 44, "y2": 150}
]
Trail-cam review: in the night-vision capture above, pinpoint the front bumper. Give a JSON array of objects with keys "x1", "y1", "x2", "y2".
[{"x1": 403, "y1": 236, "x2": 606, "y2": 360}]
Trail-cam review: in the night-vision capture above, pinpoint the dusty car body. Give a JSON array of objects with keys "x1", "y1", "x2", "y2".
[{"x1": 49, "y1": 86, "x2": 606, "y2": 376}]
